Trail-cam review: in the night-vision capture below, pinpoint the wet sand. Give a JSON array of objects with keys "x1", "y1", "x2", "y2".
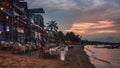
[{"x1": 0, "y1": 45, "x2": 95, "y2": 68}]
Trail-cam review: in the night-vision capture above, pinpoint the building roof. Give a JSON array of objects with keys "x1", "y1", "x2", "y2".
[
  {"x1": 28, "y1": 8, "x2": 45, "y2": 13},
  {"x1": 18, "y1": 2, "x2": 28, "y2": 8}
]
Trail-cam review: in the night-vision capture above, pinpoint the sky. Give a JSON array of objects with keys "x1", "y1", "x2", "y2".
[{"x1": 25, "y1": 0, "x2": 120, "y2": 42}]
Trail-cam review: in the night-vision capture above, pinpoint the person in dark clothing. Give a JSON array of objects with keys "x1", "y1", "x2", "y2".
[
  {"x1": 34, "y1": 38, "x2": 38, "y2": 45},
  {"x1": 81, "y1": 41, "x2": 84, "y2": 49},
  {"x1": 41, "y1": 39, "x2": 45, "y2": 47}
]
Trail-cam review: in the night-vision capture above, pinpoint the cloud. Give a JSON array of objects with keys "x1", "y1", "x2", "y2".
[
  {"x1": 75, "y1": 2, "x2": 120, "y2": 22},
  {"x1": 26, "y1": 0, "x2": 83, "y2": 26},
  {"x1": 26, "y1": 0, "x2": 80, "y2": 11},
  {"x1": 64, "y1": 20, "x2": 119, "y2": 36},
  {"x1": 26, "y1": 0, "x2": 120, "y2": 41},
  {"x1": 96, "y1": 30, "x2": 117, "y2": 33},
  {"x1": 26, "y1": 0, "x2": 120, "y2": 23}
]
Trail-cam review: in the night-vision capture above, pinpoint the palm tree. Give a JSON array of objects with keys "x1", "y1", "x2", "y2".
[
  {"x1": 46, "y1": 20, "x2": 58, "y2": 32},
  {"x1": 46, "y1": 20, "x2": 59, "y2": 43}
]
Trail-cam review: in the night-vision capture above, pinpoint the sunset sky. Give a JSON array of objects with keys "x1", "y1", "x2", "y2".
[{"x1": 26, "y1": 0, "x2": 120, "y2": 42}]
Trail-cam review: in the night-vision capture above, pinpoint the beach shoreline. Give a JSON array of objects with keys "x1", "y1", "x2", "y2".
[{"x1": 0, "y1": 45, "x2": 95, "y2": 68}]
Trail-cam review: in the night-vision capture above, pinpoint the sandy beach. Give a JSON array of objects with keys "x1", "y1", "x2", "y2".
[{"x1": 0, "y1": 45, "x2": 95, "y2": 68}]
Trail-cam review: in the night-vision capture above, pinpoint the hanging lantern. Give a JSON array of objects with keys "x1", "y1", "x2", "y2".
[{"x1": 6, "y1": 15, "x2": 9, "y2": 20}]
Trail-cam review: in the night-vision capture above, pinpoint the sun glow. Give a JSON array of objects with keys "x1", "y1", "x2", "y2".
[{"x1": 64, "y1": 20, "x2": 119, "y2": 35}]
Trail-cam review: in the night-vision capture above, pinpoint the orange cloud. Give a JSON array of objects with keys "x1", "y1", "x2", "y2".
[
  {"x1": 92, "y1": 21, "x2": 116, "y2": 29},
  {"x1": 64, "y1": 20, "x2": 119, "y2": 36},
  {"x1": 95, "y1": 30, "x2": 117, "y2": 33}
]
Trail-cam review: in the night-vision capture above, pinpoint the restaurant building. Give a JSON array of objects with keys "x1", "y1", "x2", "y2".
[{"x1": 0, "y1": 0, "x2": 45, "y2": 43}]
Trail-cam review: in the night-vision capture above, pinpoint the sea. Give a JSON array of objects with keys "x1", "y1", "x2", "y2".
[{"x1": 84, "y1": 45, "x2": 120, "y2": 68}]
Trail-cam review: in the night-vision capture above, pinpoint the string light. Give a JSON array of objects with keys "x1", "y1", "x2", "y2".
[{"x1": 0, "y1": 7, "x2": 4, "y2": 11}]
